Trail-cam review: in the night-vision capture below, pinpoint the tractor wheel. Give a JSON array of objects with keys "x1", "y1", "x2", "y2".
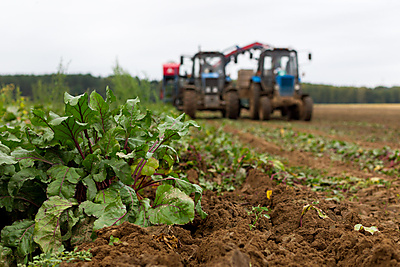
[
  {"x1": 301, "y1": 96, "x2": 313, "y2": 121},
  {"x1": 183, "y1": 89, "x2": 197, "y2": 118},
  {"x1": 249, "y1": 84, "x2": 260, "y2": 120},
  {"x1": 259, "y1": 96, "x2": 272, "y2": 121},
  {"x1": 226, "y1": 91, "x2": 240, "y2": 119}
]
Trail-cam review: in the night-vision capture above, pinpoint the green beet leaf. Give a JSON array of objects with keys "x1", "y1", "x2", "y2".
[
  {"x1": 118, "y1": 182, "x2": 139, "y2": 209},
  {"x1": 34, "y1": 196, "x2": 77, "y2": 253},
  {"x1": 92, "y1": 170, "x2": 107, "y2": 183},
  {"x1": 60, "y1": 209, "x2": 80, "y2": 242},
  {"x1": 157, "y1": 114, "x2": 199, "y2": 141},
  {"x1": 11, "y1": 147, "x2": 37, "y2": 168},
  {"x1": 8, "y1": 168, "x2": 47, "y2": 197},
  {"x1": 47, "y1": 165, "x2": 81, "y2": 184},
  {"x1": 116, "y1": 98, "x2": 142, "y2": 129},
  {"x1": 80, "y1": 197, "x2": 127, "y2": 231},
  {"x1": 82, "y1": 175, "x2": 98, "y2": 201},
  {"x1": 134, "y1": 198, "x2": 152, "y2": 227},
  {"x1": 82, "y1": 154, "x2": 100, "y2": 172},
  {"x1": 0, "y1": 142, "x2": 11, "y2": 154},
  {"x1": 93, "y1": 198, "x2": 127, "y2": 231},
  {"x1": 1, "y1": 219, "x2": 37, "y2": 260},
  {"x1": 89, "y1": 90, "x2": 116, "y2": 135},
  {"x1": 46, "y1": 166, "x2": 81, "y2": 199},
  {"x1": 80, "y1": 201, "x2": 105, "y2": 218},
  {"x1": 96, "y1": 126, "x2": 124, "y2": 157},
  {"x1": 49, "y1": 116, "x2": 89, "y2": 146},
  {"x1": 0, "y1": 126, "x2": 23, "y2": 150},
  {"x1": 102, "y1": 158, "x2": 132, "y2": 185},
  {"x1": 47, "y1": 179, "x2": 76, "y2": 199},
  {"x1": 148, "y1": 184, "x2": 195, "y2": 225},
  {"x1": 119, "y1": 184, "x2": 139, "y2": 223},
  {"x1": 94, "y1": 185, "x2": 120, "y2": 204},
  {"x1": 131, "y1": 157, "x2": 159, "y2": 177},
  {"x1": 142, "y1": 157, "x2": 159, "y2": 176},
  {"x1": 64, "y1": 92, "x2": 96, "y2": 124},
  {"x1": 30, "y1": 109, "x2": 49, "y2": 127},
  {"x1": 0, "y1": 151, "x2": 16, "y2": 166},
  {"x1": 162, "y1": 177, "x2": 207, "y2": 219}
]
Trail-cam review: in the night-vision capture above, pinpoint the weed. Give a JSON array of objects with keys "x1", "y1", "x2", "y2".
[
  {"x1": 248, "y1": 205, "x2": 270, "y2": 230},
  {"x1": 18, "y1": 247, "x2": 92, "y2": 267}
]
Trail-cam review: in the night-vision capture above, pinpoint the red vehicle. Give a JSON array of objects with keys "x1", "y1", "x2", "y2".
[{"x1": 161, "y1": 62, "x2": 180, "y2": 104}]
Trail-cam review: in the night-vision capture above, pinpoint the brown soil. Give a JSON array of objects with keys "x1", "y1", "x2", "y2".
[
  {"x1": 71, "y1": 169, "x2": 400, "y2": 267},
  {"x1": 306, "y1": 104, "x2": 400, "y2": 148},
  {"x1": 228, "y1": 104, "x2": 400, "y2": 149}
]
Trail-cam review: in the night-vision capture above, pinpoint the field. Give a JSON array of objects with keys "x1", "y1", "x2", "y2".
[
  {"x1": 2, "y1": 101, "x2": 400, "y2": 266},
  {"x1": 69, "y1": 104, "x2": 400, "y2": 266}
]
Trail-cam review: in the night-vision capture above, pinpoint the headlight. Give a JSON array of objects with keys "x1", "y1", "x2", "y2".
[
  {"x1": 274, "y1": 84, "x2": 280, "y2": 91},
  {"x1": 295, "y1": 84, "x2": 301, "y2": 90},
  {"x1": 212, "y1": 87, "x2": 218, "y2": 93},
  {"x1": 205, "y1": 87, "x2": 211, "y2": 93}
]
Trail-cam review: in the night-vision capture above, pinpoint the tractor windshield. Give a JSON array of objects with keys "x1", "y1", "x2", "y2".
[
  {"x1": 263, "y1": 50, "x2": 298, "y2": 77},
  {"x1": 193, "y1": 54, "x2": 225, "y2": 78}
]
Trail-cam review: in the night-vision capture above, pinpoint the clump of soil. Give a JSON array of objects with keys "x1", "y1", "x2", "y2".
[{"x1": 71, "y1": 169, "x2": 400, "y2": 266}]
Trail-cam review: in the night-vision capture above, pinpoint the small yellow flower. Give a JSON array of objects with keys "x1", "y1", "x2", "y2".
[{"x1": 266, "y1": 190, "x2": 272, "y2": 199}]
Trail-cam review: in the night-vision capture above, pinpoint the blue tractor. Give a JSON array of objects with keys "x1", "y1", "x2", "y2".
[
  {"x1": 178, "y1": 51, "x2": 240, "y2": 119},
  {"x1": 237, "y1": 47, "x2": 313, "y2": 120}
]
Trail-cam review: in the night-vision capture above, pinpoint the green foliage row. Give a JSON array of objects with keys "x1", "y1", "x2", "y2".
[
  {"x1": 188, "y1": 121, "x2": 389, "y2": 199},
  {"x1": 237, "y1": 123, "x2": 400, "y2": 176}
]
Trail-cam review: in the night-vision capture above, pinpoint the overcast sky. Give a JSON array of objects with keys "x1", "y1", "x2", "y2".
[{"x1": 1, "y1": 0, "x2": 399, "y2": 87}]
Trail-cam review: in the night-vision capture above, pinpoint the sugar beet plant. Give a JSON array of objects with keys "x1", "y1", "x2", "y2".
[{"x1": 0, "y1": 89, "x2": 206, "y2": 263}]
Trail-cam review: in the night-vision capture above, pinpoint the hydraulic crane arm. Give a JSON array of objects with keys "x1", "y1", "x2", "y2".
[{"x1": 223, "y1": 42, "x2": 271, "y2": 65}]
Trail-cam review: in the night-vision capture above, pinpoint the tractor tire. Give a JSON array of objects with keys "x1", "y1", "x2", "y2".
[
  {"x1": 226, "y1": 91, "x2": 240, "y2": 119},
  {"x1": 301, "y1": 96, "x2": 313, "y2": 121},
  {"x1": 249, "y1": 84, "x2": 260, "y2": 120},
  {"x1": 259, "y1": 96, "x2": 272, "y2": 121},
  {"x1": 183, "y1": 89, "x2": 197, "y2": 119}
]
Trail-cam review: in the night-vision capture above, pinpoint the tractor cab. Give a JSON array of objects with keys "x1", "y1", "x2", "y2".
[
  {"x1": 178, "y1": 51, "x2": 239, "y2": 119},
  {"x1": 190, "y1": 51, "x2": 227, "y2": 96},
  {"x1": 259, "y1": 48, "x2": 301, "y2": 97}
]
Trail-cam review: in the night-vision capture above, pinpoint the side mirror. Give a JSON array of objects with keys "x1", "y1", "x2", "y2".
[
  {"x1": 234, "y1": 56, "x2": 238, "y2": 64},
  {"x1": 180, "y1": 56, "x2": 184, "y2": 65},
  {"x1": 249, "y1": 52, "x2": 253, "y2": 59},
  {"x1": 308, "y1": 53, "x2": 312, "y2": 61}
]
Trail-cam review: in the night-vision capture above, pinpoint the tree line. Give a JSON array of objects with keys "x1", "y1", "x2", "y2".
[
  {"x1": 0, "y1": 64, "x2": 160, "y2": 107},
  {"x1": 1, "y1": 73, "x2": 400, "y2": 104},
  {"x1": 302, "y1": 83, "x2": 400, "y2": 103}
]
